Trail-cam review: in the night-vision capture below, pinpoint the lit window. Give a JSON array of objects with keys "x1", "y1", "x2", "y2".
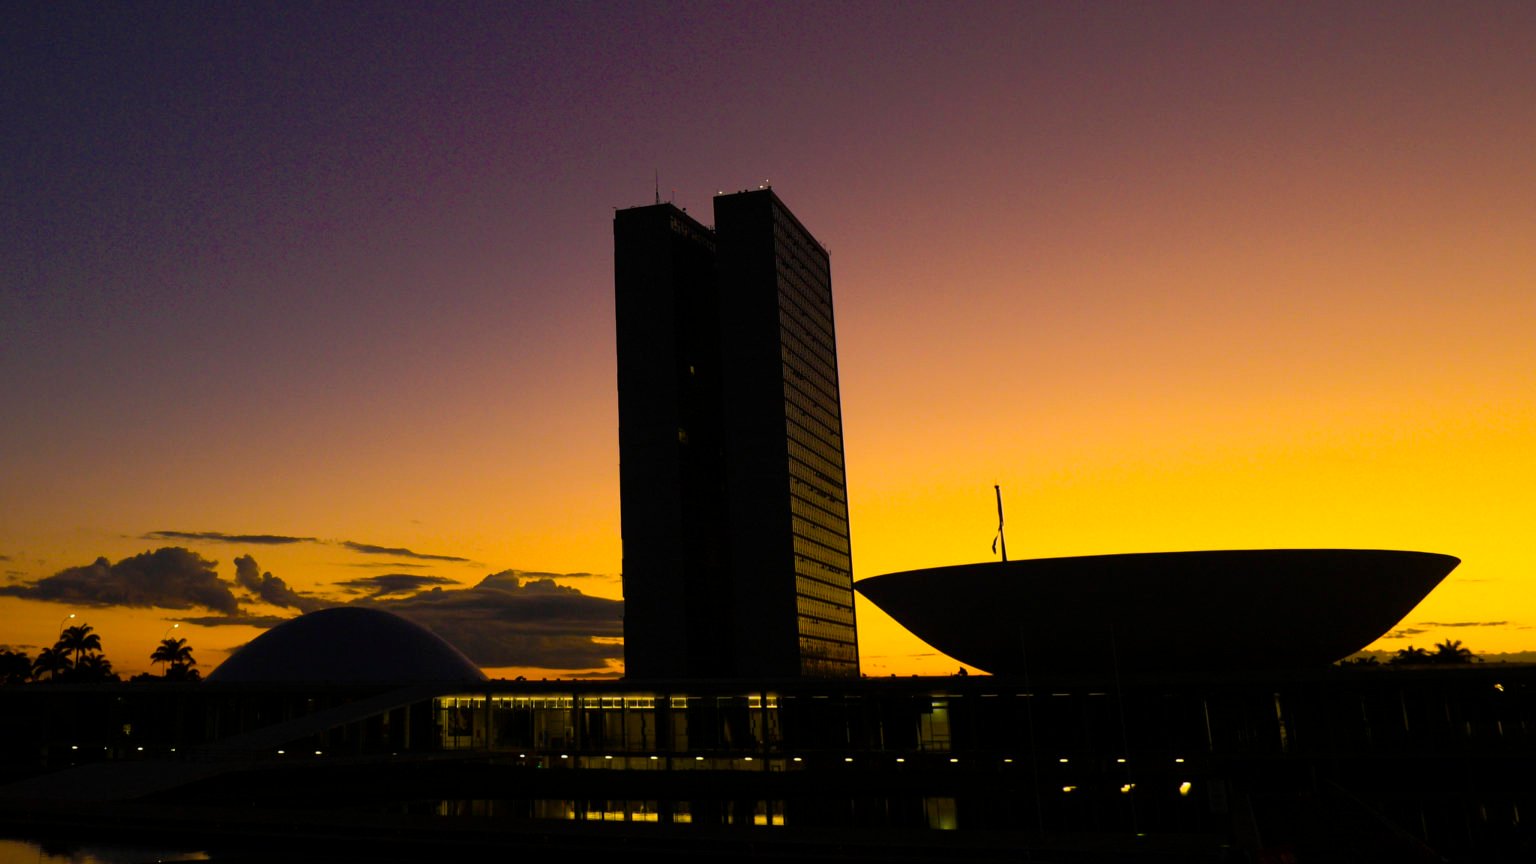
[{"x1": 1179, "y1": 781, "x2": 1193, "y2": 796}]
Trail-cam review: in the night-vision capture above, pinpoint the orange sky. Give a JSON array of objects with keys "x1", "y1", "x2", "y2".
[{"x1": 3, "y1": 3, "x2": 1533, "y2": 678}]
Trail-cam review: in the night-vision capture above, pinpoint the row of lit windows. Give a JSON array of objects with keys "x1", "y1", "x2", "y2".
[
  {"x1": 799, "y1": 617, "x2": 857, "y2": 645},
  {"x1": 794, "y1": 552, "x2": 852, "y2": 585},
  {"x1": 783, "y1": 383, "x2": 844, "y2": 449},
  {"x1": 771, "y1": 217, "x2": 831, "y2": 283},
  {"x1": 790, "y1": 475, "x2": 846, "y2": 509},
  {"x1": 776, "y1": 291, "x2": 838, "y2": 375},
  {"x1": 786, "y1": 399, "x2": 847, "y2": 458},
  {"x1": 771, "y1": 219, "x2": 831, "y2": 279},
  {"x1": 787, "y1": 449, "x2": 846, "y2": 496},
  {"x1": 787, "y1": 463, "x2": 844, "y2": 499},
  {"x1": 773, "y1": 260, "x2": 833, "y2": 324},
  {"x1": 783, "y1": 387, "x2": 844, "y2": 454},
  {"x1": 778, "y1": 318, "x2": 840, "y2": 401},
  {"x1": 793, "y1": 536, "x2": 852, "y2": 572},
  {"x1": 799, "y1": 635, "x2": 860, "y2": 660},
  {"x1": 795, "y1": 556, "x2": 851, "y2": 590},
  {"x1": 790, "y1": 480, "x2": 847, "y2": 520},
  {"x1": 789, "y1": 488, "x2": 849, "y2": 536},
  {"x1": 785, "y1": 410, "x2": 843, "y2": 461},
  {"x1": 781, "y1": 361, "x2": 840, "y2": 431},
  {"x1": 787, "y1": 437, "x2": 846, "y2": 488},
  {"x1": 786, "y1": 425, "x2": 846, "y2": 483},
  {"x1": 777, "y1": 330, "x2": 838, "y2": 399},
  {"x1": 796, "y1": 573, "x2": 853, "y2": 606},
  {"x1": 797, "y1": 594, "x2": 856, "y2": 628},
  {"x1": 792, "y1": 514, "x2": 851, "y2": 556},
  {"x1": 770, "y1": 200, "x2": 831, "y2": 257}
]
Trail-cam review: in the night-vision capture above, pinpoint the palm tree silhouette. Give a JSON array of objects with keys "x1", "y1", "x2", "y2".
[
  {"x1": 1390, "y1": 645, "x2": 1431, "y2": 665},
  {"x1": 1431, "y1": 638, "x2": 1475, "y2": 664},
  {"x1": 58, "y1": 623, "x2": 102, "y2": 672},
  {"x1": 0, "y1": 650, "x2": 33, "y2": 685},
  {"x1": 150, "y1": 637, "x2": 197, "y2": 678},
  {"x1": 75, "y1": 652, "x2": 117, "y2": 682},
  {"x1": 32, "y1": 646, "x2": 70, "y2": 681}
]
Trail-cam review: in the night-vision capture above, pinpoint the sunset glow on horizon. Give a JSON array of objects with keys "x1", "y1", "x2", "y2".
[{"x1": 3, "y1": 3, "x2": 1533, "y2": 678}]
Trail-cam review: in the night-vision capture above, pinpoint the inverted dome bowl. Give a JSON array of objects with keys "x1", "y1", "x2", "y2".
[{"x1": 856, "y1": 550, "x2": 1458, "y2": 679}]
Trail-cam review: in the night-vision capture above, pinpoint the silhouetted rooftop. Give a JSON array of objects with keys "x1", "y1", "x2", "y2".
[{"x1": 207, "y1": 606, "x2": 486, "y2": 684}]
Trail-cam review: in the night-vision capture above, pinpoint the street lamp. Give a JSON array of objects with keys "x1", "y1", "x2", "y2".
[
  {"x1": 162, "y1": 623, "x2": 180, "y2": 640},
  {"x1": 57, "y1": 612, "x2": 75, "y2": 638}
]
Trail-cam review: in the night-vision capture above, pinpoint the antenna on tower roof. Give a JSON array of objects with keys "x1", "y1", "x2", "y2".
[{"x1": 654, "y1": 170, "x2": 660, "y2": 205}]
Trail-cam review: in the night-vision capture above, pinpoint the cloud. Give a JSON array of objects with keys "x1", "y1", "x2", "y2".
[
  {"x1": 0, "y1": 548, "x2": 240, "y2": 614},
  {"x1": 174, "y1": 614, "x2": 293, "y2": 628},
  {"x1": 1481, "y1": 651, "x2": 1536, "y2": 664},
  {"x1": 361, "y1": 570, "x2": 623, "y2": 669},
  {"x1": 1383, "y1": 628, "x2": 1428, "y2": 640},
  {"x1": 333, "y1": 573, "x2": 460, "y2": 598},
  {"x1": 145, "y1": 530, "x2": 316, "y2": 545},
  {"x1": 1415, "y1": 620, "x2": 1509, "y2": 628},
  {"x1": 531, "y1": 571, "x2": 620, "y2": 583},
  {"x1": 233, "y1": 555, "x2": 326, "y2": 613},
  {"x1": 342, "y1": 541, "x2": 472, "y2": 563},
  {"x1": 344, "y1": 561, "x2": 428, "y2": 569}
]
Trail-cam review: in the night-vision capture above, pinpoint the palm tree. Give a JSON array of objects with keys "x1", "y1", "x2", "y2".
[
  {"x1": 1431, "y1": 639, "x2": 1475, "y2": 664},
  {"x1": 31, "y1": 646, "x2": 70, "y2": 681},
  {"x1": 0, "y1": 650, "x2": 32, "y2": 685},
  {"x1": 58, "y1": 623, "x2": 102, "y2": 671},
  {"x1": 150, "y1": 637, "x2": 196, "y2": 678},
  {"x1": 74, "y1": 652, "x2": 117, "y2": 682},
  {"x1": 1390, "y1": 645, "x2": 1431, "y2": 665}
]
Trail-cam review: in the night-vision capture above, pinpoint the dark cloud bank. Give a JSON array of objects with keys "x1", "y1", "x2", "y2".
[
  {"x1": 145, "y1": 531, "x2": 315, "y2": 546},
  {"x1": 0, "y1": 547, "x2": 239, "y2": 614},
  {"x1": 363, "y1": 571, "x2": 623, "y2": 670},
  {"x1": 4, "y1": 547, "x2": 621, "y2": 671},
  {"x1": 341, "y1": 542, "x2": 472, "y2": 563},
  {"x1": 145, "y1": 530, "x2": 476, "y2": 565},
  {"x1": 334, "y1": 573, "x2": 460, "y2": 597}
]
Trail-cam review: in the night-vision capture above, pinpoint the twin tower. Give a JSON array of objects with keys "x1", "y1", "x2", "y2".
[{"x1": 615, "y1": 189, "x2": 858, "y2": 679}]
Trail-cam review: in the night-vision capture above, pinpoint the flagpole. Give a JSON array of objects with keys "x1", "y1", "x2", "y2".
[{"x1": 995, "y1": 484, "x2": 1007, "y2": 563}]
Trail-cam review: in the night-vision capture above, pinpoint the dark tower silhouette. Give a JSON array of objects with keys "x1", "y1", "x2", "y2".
[{"x1": 615, "y1": 188, "x2": 858, "y2": 679}]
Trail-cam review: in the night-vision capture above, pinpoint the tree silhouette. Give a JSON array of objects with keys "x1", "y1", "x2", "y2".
[
  {"x1": 1390, "y1": 645, "x2": 1431, "y2": 665},
  {"x1": 31, "y1": 646, "x2": 70, "y2": 681},
  {"x1": 58, "y1": 623, "x2": 102, "y2": 672},
  {"x1": 74, "y1": 652, "x2": 118, "y2": 682},
  {"x1": 150, "y1": 637, "x2": 198, "y2": 680},
  {"x1": 1430, "y1": 638, "x2": 1475, "y2": 665},
  {"x1": 0, "y1": 650, "x2": 32, "y2": 685},
  {"x1": 1338, "y1": 654, "x2": 1380, "y2": 667}
]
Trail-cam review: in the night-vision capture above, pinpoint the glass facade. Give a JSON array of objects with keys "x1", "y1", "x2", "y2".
[
  {"x1": 616, "y1": 189, "x2": 858, "y2": 678},
  {"x1": 770, "y1": 202, "x2": 858, "y2": 677}
]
